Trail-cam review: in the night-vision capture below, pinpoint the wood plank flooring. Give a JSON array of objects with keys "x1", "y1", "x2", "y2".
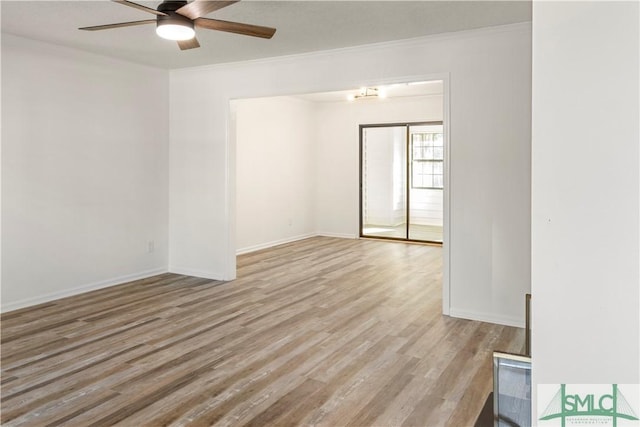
[{"x1": 1, "y1": 237, "x2": 525, "y2": 426}]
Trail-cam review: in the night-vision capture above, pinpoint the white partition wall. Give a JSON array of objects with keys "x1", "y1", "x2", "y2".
[
  {"x1": 531, "y1": 0, "x2": 639, "y2": 413},
  {"x1": 170, "y1": 24, "x2": 532, "y2": 326}
]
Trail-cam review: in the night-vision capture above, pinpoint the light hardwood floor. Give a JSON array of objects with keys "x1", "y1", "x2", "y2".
[{"x1": 1, "y1": 237, "x2": 525, "y2": 426}]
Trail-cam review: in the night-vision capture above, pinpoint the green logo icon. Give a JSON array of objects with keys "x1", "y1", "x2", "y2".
[{"x1": 540, "y1": 384, "x2": 639, "y2": 427}]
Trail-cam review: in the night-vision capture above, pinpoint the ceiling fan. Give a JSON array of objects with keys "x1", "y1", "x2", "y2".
[{"x1": 79, "y1": 0, "x2": 276, "y2": 50}]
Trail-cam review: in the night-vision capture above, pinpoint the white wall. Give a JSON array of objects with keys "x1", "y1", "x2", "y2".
[
  {"x1": 233, "y1": 94, "x2": 442, "y2": 251},
  {"x1": 531, "y1": 0, "x2": 639, "y2": 404},
  {"x1": 233, "y1": 96, "x2": 316, "y2": 253},
  {"x1": 170, "y1": 24, "x2": 532, "y2": 326},
  {"x1": 315, "y1": 95, "x2": 443, "y2": 238},
  {"x1": 1, "y1": 35, "x2": 169, "y2": 311}
]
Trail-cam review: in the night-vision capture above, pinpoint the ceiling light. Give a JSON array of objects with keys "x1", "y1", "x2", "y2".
[
  {"x1": 347, "y1": 87, "x2": 386, "y2": 101},
  {"x1": 156, "y1": 15, "x2": 195, "y2": 41},
  {"x1": 156, "y1": 24, "x2": 195, "y2": 40}
]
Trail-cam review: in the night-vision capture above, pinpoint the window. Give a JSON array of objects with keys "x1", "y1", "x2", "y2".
[{"x1": 411, "y1": 131, "x2": 444, "y2": 189}]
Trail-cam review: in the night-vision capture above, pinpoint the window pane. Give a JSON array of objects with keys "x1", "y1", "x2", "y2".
[
  {"x1": 425, "y1": 147, "x2": 434, "y2": 159},
  {"x1": 425, "y1": 162, "x2": 434, "y2": 174},
  {"x1": 411, "y1": 129, "x2": 444, "y2": 189},
  {"x1": 426, "y1": 135, "x2": 434, "y2": 148}
]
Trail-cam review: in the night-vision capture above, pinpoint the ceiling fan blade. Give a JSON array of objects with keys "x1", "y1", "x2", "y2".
[
  {"x1": 177, "y1": 37, "x2": 201, "y2": 50},
  {"x1": 112, "y1": 0, "x2": 166, "y2": 16},
  {"x1": 79, "y1": 19, "x2": 156, "y2": 31},
  {"x1": 176, "y1": 1, "x2": 238, "y2": 20},
  {"x1": 195, "y1": 18, "x2": 276, "y2": 39}
]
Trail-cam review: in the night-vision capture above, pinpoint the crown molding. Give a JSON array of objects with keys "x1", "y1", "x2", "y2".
[{"x1": 171, "y1": 21, "x2": 532, "y2": 74}]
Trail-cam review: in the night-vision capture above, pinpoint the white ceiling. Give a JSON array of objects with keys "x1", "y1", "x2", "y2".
[{"x1": 1, "y1": 1, "x2": 531, "y2": 70}]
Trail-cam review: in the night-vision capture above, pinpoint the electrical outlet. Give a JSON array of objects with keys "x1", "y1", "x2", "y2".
[{"x1": 148, "y1": 241, "x2": 155, "y2": 253}]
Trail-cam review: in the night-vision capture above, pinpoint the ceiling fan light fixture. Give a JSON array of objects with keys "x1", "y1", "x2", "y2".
[
  {"x1": 156, "y1": 14, "x2": 195, "y2": 41},
  {"x1": 156, "y1": 23, "x2": 195, "y2": 40},
  {"x1": 79, "y1": 0, "x2": 277, "y2": 50}
]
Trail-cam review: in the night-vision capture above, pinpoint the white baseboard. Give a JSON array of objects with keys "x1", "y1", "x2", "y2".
[
  {"x1": 449, "y1": 307, "x2": 524, "y2": 328},
  {"x1": 1, "y1": 267, "x2": 168, "y2": 313},
  {"x1": 167, "y1": 267, "x2": 223, "y2": 281},
  {"x1": 316, "y1": 232, "x2": 358, "y2": 239},
  {"x1": 236, "y1": 233, "x2": 317, "y2": 255}
]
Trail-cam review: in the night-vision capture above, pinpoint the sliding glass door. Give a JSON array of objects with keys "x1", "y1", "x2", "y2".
[{"x1": 360, "y1": 122, "x2": 444, "y2": 243}]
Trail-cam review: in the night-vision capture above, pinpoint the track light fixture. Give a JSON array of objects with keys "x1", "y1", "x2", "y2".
[{"x1": 346, "y1": 87, "x2": 387, "y2": 101}]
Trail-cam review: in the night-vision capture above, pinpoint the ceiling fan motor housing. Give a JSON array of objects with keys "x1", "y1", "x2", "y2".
[
  {"x1": 157, "y1": 1, "x2": 189, "y2": 14},
  {"x1": 156, "y1": 1, "x2": 193, "y2": 29}
]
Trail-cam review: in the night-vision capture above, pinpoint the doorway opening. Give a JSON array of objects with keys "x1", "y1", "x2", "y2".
[
  {"x1": 360, "y1": 121, "x2": 444, "y2": 244},
  {"x1": 229, "y1": 75, "x2": 450, "y2": 315}
]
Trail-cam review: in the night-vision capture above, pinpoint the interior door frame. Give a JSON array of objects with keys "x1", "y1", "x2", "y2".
[{"x1": 359, "y1": 121, "x2": 444, "y2": 244}]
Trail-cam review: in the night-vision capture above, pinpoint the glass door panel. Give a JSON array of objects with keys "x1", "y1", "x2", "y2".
[
  {"x1": 361, "y1": 126, "x2": 407, "y2": 239},
  {"x1": 408, "y1": 124, "x2": 444, "y2": 242}
]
